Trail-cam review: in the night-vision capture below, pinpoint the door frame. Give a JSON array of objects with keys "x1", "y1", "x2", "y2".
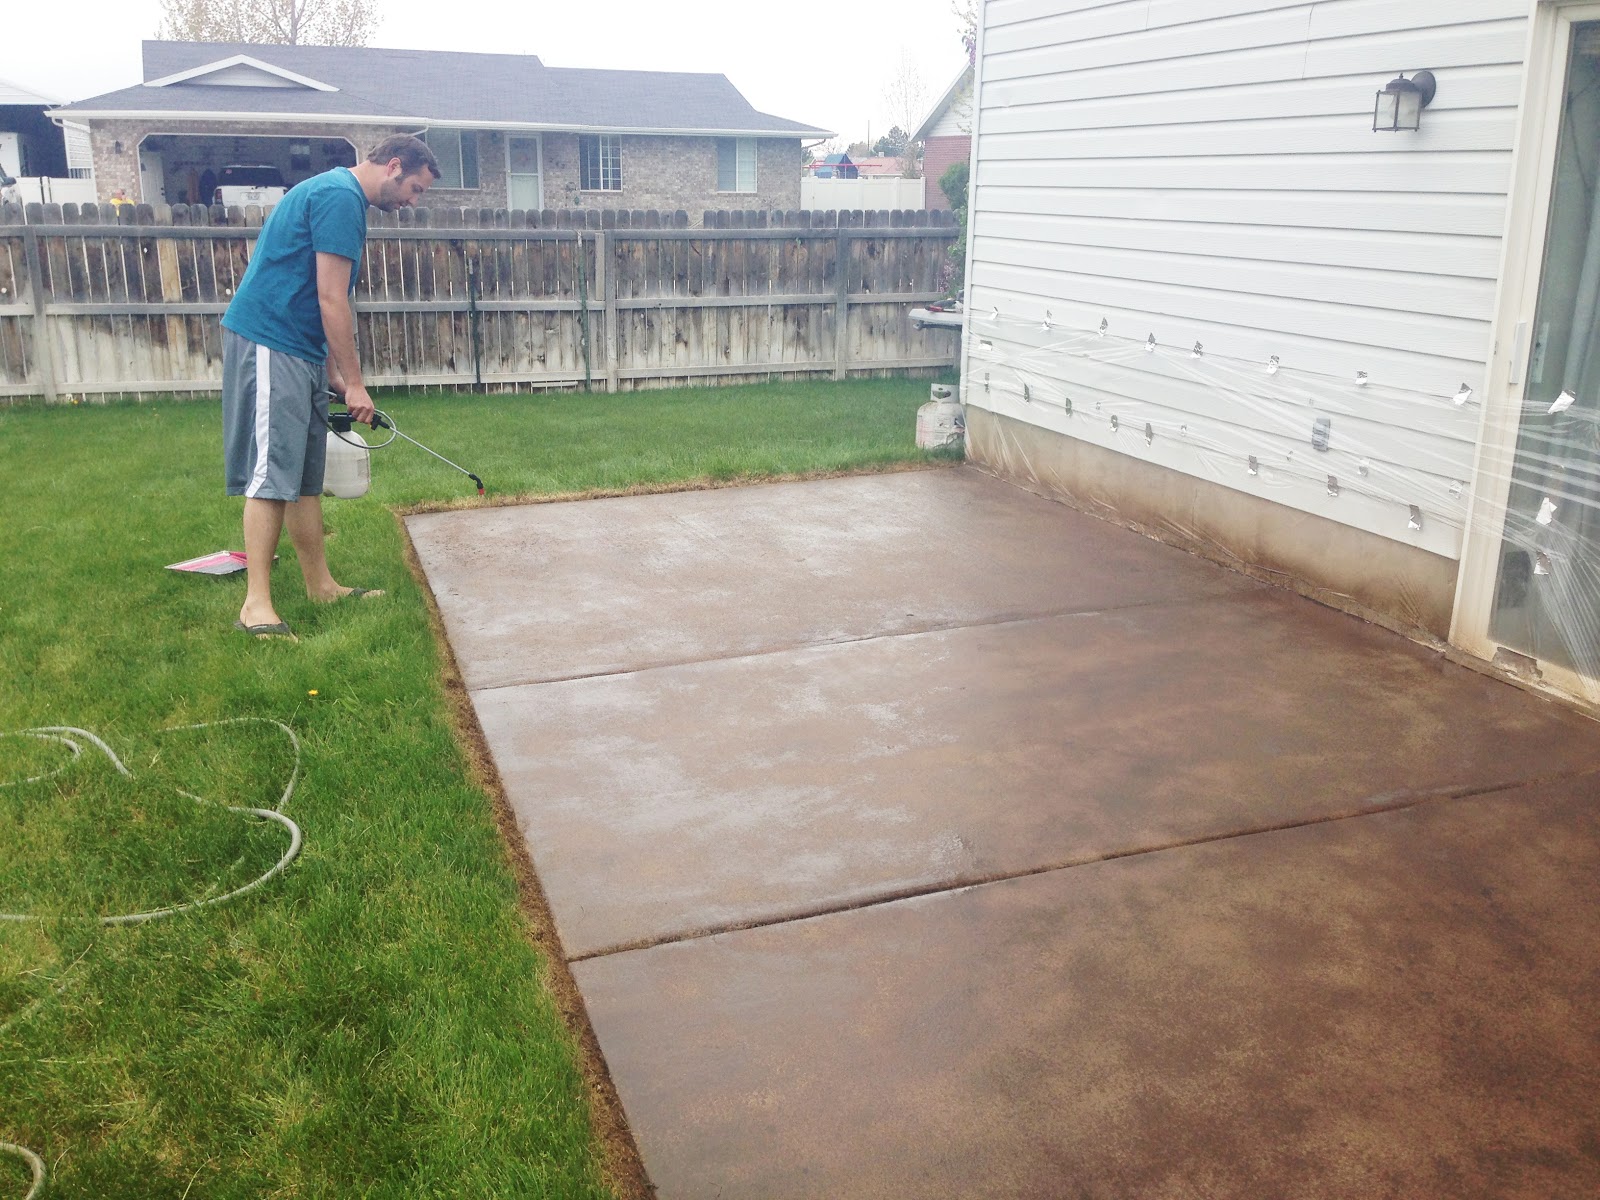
[{"x1": 1453, "y1": 0, "x2": 1600, "y2": 704}]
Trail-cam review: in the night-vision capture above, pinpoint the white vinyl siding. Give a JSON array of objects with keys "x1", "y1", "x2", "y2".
[
  {"x1": 189, "y1": 63, "x2": 303, "y2": 87},
  {"x1": 964, "y1": 0, "x2": 1531, "y2": 559},
  {"x1": 929, "y1": 85, "x2": 973, "y2": 138}
]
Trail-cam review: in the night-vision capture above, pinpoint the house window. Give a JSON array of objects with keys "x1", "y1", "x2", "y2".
[
  {"x1": 422, "y1": 128, "x2": 479, "y2": 190},
  {"x1": 290, "y1": 141, "x2": 312, "y2": 171},
  {"x1": 579, "y1": 135, "x2": 622, "y2": 191},
  {"x1": 507, "y1": 135, "x2": 543, "y2": 210},
  {"x1": 717, "y1": 138, "x2": 757, "y2": 193}
]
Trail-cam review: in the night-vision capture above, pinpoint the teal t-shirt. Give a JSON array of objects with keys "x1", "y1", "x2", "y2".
[{"x1": 222, "y1": 167, "x2": 368, "y2": 364}]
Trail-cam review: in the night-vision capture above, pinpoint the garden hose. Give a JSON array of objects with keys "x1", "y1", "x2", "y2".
[
  {"x1": 1, "y1": 719, "x2": 305, "y2": 1199},
  {"x1": 0, "y1": 1143, "x2": 43, "y2": 1200},
  {"x1": 0, "y1": 720, "x2": 303, "y2": 926}
]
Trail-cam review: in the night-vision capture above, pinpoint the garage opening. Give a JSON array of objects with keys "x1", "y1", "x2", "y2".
[{"x1": 136, "y1": 133, "x2": 357, "y2": 205}]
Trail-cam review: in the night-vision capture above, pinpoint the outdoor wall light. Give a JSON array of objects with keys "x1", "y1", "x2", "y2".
[{"x1": 1373, "y1": 70, "x2": 1436, "y2": 132}]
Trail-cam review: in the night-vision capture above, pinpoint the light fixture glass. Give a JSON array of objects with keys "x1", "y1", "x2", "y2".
[{"x1": 1374, "y1": 71, "x2": 1436, "y2": 132}]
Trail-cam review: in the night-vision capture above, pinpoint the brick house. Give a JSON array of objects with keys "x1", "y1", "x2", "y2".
[
  {"x1": 913, "y1": 65, "x2": 973, "y2": 211},
  {"x1": 50, "y1": 41, "x2": 829, "y2": 217}
]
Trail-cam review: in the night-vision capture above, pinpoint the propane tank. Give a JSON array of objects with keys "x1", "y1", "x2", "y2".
[
  {"x1": 323, "y1": 414, "x2": 371, "y2": 499},
  {"x1": 915, "y1": 382, "x2": 965, "y2": 451}
]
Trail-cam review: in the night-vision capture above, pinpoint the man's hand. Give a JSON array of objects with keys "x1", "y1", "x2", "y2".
[{"x1": 343, "y1": 384, "x2": 377, "y2": 426}]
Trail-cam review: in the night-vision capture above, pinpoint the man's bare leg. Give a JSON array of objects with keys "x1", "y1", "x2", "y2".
[
  {"x1": 240, "y1": 496, "x2": 288, "y2": 627},
  {"x1": 284, "y1": 494, "x2": 382, "y2": 602},
  {"x1": 284, "y1": 493, "x2": 343, "y2": 601}
]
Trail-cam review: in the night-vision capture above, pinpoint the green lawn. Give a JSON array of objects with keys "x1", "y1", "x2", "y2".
[{"x1": 0, "y1": 379, "x2": 950, "y2": 1199}]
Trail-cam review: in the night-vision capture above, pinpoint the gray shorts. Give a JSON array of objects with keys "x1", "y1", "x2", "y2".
[{"x1": 222, "y1": 328, "x2": 329, "y2": 501}]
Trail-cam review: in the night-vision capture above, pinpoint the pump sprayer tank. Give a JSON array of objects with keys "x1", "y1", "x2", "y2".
[{"x1": 323, "y1": 413, "x2": 371, "y2": 499}]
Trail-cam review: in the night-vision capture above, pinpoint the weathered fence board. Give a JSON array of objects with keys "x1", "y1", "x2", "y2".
[{"x1": 0, "y1": 204, "x2": 958, "y2": 399}]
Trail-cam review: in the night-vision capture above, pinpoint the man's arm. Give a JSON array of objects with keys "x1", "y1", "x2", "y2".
[{"x1": 316, "y1": 251, "x2": 374, "y2": 425}]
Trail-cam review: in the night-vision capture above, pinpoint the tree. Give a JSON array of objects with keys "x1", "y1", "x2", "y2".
[
  {"x1": 954, "y1": 0, "x2": 978, "y2": 64},
  {"x1": 939, "y1": 159, "x2": 970, "y2": 297},
  {"x1": 873, "y1": 126, "x2": 909, "y2": 158},
  {"x1": 158, "y1": 0, "x2": 378, "y2": 45},
  {"x1": 881, "y1": 50, "x2": 927, "y2": 176}
]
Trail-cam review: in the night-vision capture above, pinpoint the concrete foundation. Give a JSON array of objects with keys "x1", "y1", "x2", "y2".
[{"x1": 966, "y1": 404, "x2": 1461, "y2": 641}]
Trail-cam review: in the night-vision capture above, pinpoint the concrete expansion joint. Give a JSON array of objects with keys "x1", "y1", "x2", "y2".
[
  {"x1": 566, "y1": 764, "x2": 1600, "y2": 965},
  {"x1": 471, "y1": 588, "x2": 1258, "y2": 698}
]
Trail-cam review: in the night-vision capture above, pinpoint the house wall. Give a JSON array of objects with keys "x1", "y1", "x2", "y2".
[
  {"x1": 962, "y1": 0, "x2": 1533, "y2": 635},
  {"x1": 928, "y1": 82, "x2": 972, "y2": 139},
  {"x1": 541, "y1": 134, "x2": 800, "y2": 215},
  {"x1": 89, "y1": 122, "x2": 801, "y2": 217},
  {"x1": 922, "y1": 135, "x2": 970, "y2": 209}
]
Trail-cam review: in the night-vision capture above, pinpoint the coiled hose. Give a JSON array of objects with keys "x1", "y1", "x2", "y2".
[{"x1": 1, "y1": 718, "x2": 305, "y2": 1196}]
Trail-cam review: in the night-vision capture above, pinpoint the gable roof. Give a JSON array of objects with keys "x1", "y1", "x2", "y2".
[
  {"x1": 0, "y1": 76, "x2": 62, "y2": 107},
  {"x1": 49, "y1": 41, "x2": 833, "y2": 138},
  {"x1": 144, "y1": 53, "x2": 340, "y2": 92},
  {"x1": 912, "y1": 63, "x2": 974, "y2": 144}
]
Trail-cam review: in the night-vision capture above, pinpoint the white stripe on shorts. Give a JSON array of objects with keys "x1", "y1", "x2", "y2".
[{"x1": 246, "y1": 345, "x2": 273, "y2": 498}]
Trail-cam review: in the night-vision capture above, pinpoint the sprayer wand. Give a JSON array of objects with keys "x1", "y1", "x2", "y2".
[
  {"x1": 369, "y1": 412, "x2": 486, "y2": 496},
  {"x1": 322, "y1": 395, "x2": 486, "y2": 496}
]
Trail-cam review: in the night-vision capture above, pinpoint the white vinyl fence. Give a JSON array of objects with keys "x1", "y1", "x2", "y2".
[
  {"x1": 802, "y1": 176, "x2": 925, "y2": 211},
  {"x1": 3, "y1": 178, "x2": 99, "y2": 209}
]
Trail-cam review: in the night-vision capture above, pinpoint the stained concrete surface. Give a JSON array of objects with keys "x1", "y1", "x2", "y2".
[
  {"x1": 573, "y1": 773, "x2": 1600, "y2": 1199},
  {"x1": 404, "y1": 469, "x2": 1257, "y2": 691},
  {"x1": 407, "y1": 467, "x2": 1600, "y2": 1198}
]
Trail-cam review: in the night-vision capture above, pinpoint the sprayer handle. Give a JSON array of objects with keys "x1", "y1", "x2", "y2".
[{"x1": 370, "y1": 412, "x2": 390, "y2": 430}]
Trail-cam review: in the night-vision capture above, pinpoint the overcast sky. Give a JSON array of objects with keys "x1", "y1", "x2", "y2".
[{"x1": 7, "y1": 0, "x2": 970, "y2": 147}]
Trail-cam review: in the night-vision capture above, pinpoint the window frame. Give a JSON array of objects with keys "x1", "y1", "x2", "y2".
[
  {"x1": 505, "y1": 134, "x2": 544, "y2": 210},
  {"x1": 421, "y1": 128, "x2": 480, "y2": 191},
  {"x1": 716, "y1": 137, "x2": 758, "y2": 193},
  {"x1": 579, "y1": 134, "x2": 623, "y2": 192}
]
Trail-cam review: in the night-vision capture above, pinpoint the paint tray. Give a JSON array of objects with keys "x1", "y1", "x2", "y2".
[{"x1": 167, "y1": 550, "x2": 250, "y2": 575}]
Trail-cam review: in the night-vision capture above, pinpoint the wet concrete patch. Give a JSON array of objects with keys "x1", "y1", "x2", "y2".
[
  {"x1": 405, "y1": 469, "x2": 1259, "y2": 691},
  {"x1": 573, "y1": 773, "x2": 1600, "y2": 1199},
  {"x1": 476, "y1": 586, "x2": 1600, "y2": 959}
]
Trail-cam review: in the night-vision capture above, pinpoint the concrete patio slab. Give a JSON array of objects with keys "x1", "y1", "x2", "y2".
[
  {"x1": 572, "y1": 772, "x2": 1600, "y2": 1200},
  {"x1": 404, "y1": 466, "x2": 1600, "y2": 1198},
  {"x1": 476, "y1": 585, "x2": 1600, "y2": 959},
  {"x1": 405, "y1": 469, "x2": 1258, "y2": 691}
]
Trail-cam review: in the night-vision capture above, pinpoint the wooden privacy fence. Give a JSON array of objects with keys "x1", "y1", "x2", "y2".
[{"x1": 0, "y1": 201, "x2": 961, "y2": 400}]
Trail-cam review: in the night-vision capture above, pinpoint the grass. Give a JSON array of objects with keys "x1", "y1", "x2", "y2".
[{"x1": 0, "y1": 378, "x2": 952, "y2": 1199}]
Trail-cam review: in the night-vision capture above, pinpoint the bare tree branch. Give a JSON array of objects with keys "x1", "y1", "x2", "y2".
[{"x1": 157, "y1": 0, "x2": 377, "y2": 46}]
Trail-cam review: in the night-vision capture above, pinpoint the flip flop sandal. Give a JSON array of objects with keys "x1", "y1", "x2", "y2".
[
  {"x1": 234, "y1": 620, "x2": 299, "y2": 642},
  {"x1": 343, "y1": 588, "x2": 385, "y2": 601}
]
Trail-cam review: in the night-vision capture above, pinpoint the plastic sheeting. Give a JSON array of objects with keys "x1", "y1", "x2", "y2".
[
  {"x1": 958, "y1": 310, "x2": 1600, "y2": 709},
  {"x1": 953, "y1": 20, "x2": 1600, "y2": 714}
]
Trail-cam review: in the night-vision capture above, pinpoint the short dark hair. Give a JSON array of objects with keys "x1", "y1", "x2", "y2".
[{"x1": 367, "y1": 134, "x2": 441, "y2": 180}]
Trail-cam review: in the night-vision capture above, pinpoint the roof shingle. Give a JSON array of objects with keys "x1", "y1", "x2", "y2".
[{"x1": 50, "y1": 41, "x2": 831, "y2": 137}]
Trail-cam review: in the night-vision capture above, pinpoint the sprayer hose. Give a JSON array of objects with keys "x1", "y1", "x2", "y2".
[{"x1": 1, "y1": 718, "x2": 306, "y2": 1196}]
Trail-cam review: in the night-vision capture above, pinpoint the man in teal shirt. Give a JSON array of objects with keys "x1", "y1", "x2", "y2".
[{"x1": 221, "y1": 133, "x2": 438, "y2": 640}]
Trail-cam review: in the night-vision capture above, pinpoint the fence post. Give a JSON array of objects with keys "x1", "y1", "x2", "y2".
[
  {"x1": 597, "y1": 229, "x2": 618, "y2": 393},
  {"x1": 832, "y1": 226, "x2": 850, "y2": 381},
  {"x1": 21, "y1": 223, "x2": 58, "y2": 402}
]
